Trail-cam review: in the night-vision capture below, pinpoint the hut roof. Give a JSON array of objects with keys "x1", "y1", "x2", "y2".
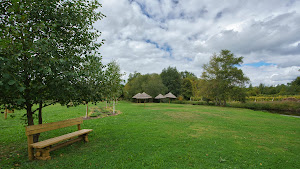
[
  {"x1": 132, "y1": 93, "x2": 142, "y2": 99},
  {"x1": 136, "y1": 92, "x2": 152, "y2": 99},
  {"x1": 155, "y1": 94, "x2": 165, "y2": 99},
  {"x1": 164, "y1": 92, "x2": 177, "y2": 99}
]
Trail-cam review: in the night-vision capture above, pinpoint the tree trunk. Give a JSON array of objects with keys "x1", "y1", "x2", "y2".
[
  {"x1": 34, "y1": 101, "x2": 43, "y2": 143},
  {"x1": 26, "y1": 102, "x2": 40, "y2": 143},
  {"x1": 26, "y1": 103, "x2": 34, "y2": 126},
  {"x1": 86, "y1": 102, "x2": 89, "y2": 118},
  {"x1": 113, "y1": 99, "x2": 115, "y2": 114},
  {"x1": 38, "y1": 101, "x2": 42, "y2": 124}
]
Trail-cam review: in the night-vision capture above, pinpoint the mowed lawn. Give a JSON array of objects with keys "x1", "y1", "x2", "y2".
[{"x1": 1, "y1": 102, "x2": 299, "y2": 168}]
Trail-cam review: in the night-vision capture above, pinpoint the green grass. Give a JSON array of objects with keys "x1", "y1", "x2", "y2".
[{"x1": 1, "y1": 102, "x2": 299, "y2": 168}]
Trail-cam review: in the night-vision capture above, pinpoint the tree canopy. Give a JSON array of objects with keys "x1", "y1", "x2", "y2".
[
  {"x1": 124, "y1": 73, "x2": 167, "y2": 99},
  {"x1": 160, "y1": 66, "x2": 182, "y2": 96},
  {"x1": 104, "y1": 60, "x2": 124, "y2": 101},
  {"x1": 0, "y1": 0, "x2": 106, "y2": 128},
  {"x1": 201, "y1": 50, "x2": 249, "y2": 106}
]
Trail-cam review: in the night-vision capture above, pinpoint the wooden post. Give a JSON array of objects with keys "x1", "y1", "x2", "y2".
[
  {"x1": 27, "y1": 135, "x2": 34, "y2": 160},
  {"x1": 4, "y1": 106, "x2": 7, "y2": 119},
  {"x1": 4, "y1": 109, "x2": 7, "y2": 119}
]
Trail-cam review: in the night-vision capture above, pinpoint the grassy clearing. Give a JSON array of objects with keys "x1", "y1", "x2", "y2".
[{"x1": 1, "y1": 102, "x2": 299, "y2": 168}]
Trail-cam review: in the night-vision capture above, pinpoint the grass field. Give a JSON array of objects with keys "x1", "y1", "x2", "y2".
[{"x1": 1, "y1": 102, "x2": 300, "y2": 168}]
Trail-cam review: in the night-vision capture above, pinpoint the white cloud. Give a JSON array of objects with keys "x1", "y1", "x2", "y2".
[
  {"x1": 242, "y1": 65, "x2": 300, "y2": 86},
  {"x1": 96, "y1": 0, "x2": 300, "y2": 85}
]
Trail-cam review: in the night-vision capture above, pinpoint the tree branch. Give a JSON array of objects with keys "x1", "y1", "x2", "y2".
[{"x1": 32, "y1": 101, "x2": 58, "y2": 114}]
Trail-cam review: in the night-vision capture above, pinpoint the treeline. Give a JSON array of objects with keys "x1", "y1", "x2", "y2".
[
  {"x1": 246, "y1": 78, "x2": 300, "y2": 96},
  {"x1": 124, "y1": 69, "x2": 300, "y2": 101},
  {"x1": 123, "y1": 67, "x2": 198, "y2": 100}
]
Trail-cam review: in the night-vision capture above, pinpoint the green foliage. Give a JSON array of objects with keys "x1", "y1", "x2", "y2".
[
  {"x1": 181, "y1": 78, "x2": 193, "y2": 100},
  {"x1": 104, "y1": 60, "x2": 124, "y2": 100},
  {"x1": 246, "y1": 77, "x2": 300, "y2": 96},
  {"x1": 201, "y1": 50, "x2": 249, "y2": 106},
  {"x1": 0, "y1": 0, "x2": 106, "y2": 126},
  {"x1": 124, "y1": 73, "x2": 167, "y2": 99},
  {"x1": 180, "y1": 71, "x2": 197, "y2": 80},
  {"x1": 160, "y1": 66, "x2": 182, "y2": 96}
]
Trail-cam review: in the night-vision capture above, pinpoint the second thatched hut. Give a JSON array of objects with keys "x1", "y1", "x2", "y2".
[{"x1": 164, "y1": 92, "x2": 177, "y2": 103}]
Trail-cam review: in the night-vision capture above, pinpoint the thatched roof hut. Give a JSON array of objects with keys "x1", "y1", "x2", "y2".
[
  {"x1": 132, "y1": 93, "x2": 142, "y2": 99},
  {"x1": 164, "y1": 92, "x2": 176, "y2": 99},
  {"x1": 164, "y1": 92, "x2": 177, "y2": 103},
  {"x1": 155, "y1": 94, "x2": 165, "y2": 99},
  {"x1": 138, "y1": 92, "x2": 152, "y2": 99},
  {"x1": 133, "y1": 92, "x2": 152, "y2": 108}
]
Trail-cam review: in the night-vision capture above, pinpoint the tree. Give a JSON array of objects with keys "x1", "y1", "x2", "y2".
[
  {"x1": 0, "y1": 0, "x2": 105, "y2": 140},
  {"x1": 201, "y1": 50, "x2": 249, "y2": 106},
  {"x1": 104, "y1": 60, "x2": 123, "y2": 113},
  {"x1": 287, "y1": 76, "x2": 300, "y2": 95},
  {"x1": 180, "y1": 71, "x2": 197, "y2": 80},
  {"x1": 123, "y1": 73, "x2": 167, "y2": 100},
  {"x1": 128, "y1": 71, "x2": 141, "y2": 83},
  {"x1": 160, "y1": 66, "x2": 182, "y2": 96},
  {"x1": 76, "y1": 55, "x2": 106, "y2": 118},
  {"x1": 181, "y1": 78, "x2": 193, "y2": 100},
  {"x1": 142, "y1": 74, "x2": 168, "y2": 98}
]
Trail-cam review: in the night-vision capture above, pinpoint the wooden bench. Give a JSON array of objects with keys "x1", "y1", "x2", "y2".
[{"x1": 25, "y1": 118, "x2": 92, "y2": 160}]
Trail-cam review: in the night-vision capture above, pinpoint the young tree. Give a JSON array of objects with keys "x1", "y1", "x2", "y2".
[
  {"x1": 76, "y1": 55, "x2": 106, "y2": 118},
  {"x1": 201, "y1": 50, "x2": 249, "y2": 106},
  {"x1": 104, "y1": 60, "x2": 124, "y2": 113},
  {"x1": 0, "y1": 0, "x2": 105, "y2": 140}
]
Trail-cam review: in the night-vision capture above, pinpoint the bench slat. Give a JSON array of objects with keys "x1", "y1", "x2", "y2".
[
  {"x1": 25, "y1": 118, "x2": 83, "y2": 135},
  {"x1": 30, "y1": 129, "x2": 93, "y2": 149}
]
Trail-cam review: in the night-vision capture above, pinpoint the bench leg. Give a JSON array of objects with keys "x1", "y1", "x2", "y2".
[
  {"x1": 81, "y1": 134, "x2": 89, "y2": 142},
  {"x1": 28, "y1": 146, "x2": 34, "y2": 161},
  {"x1": 35, "y1": 147, "x2": 51, "y2": 160}
]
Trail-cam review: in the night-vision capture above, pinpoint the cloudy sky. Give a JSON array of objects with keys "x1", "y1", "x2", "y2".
[{"x1": 95, "y1": 0, "x2": 300, "y2": 86}]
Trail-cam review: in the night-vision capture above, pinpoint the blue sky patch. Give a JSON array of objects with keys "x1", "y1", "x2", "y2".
[
  {"x1": 184, "y1": 57, "x2": 193, "y2": 62},
  {"x1": 145, "y1": 40, "x2": 173, "y2": 57},
  {"x1": 145, "y1": 39, "x2": 159, "y2": 48},
  {"x1": 243, "y1": 61, "x2": 274, "y2": 67},
  {"x1": 132, "y1": 1, "x2": 153, "y2": 19}
]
